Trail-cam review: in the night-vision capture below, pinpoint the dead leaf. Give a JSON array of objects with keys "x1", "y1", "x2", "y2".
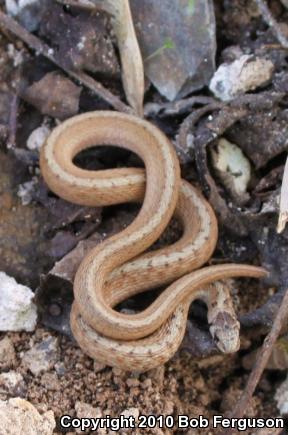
[
  {"x1": 23, "y1": 72, "x2": 81, "y2": 120},
  {"x1": 109, "y1": 0, "x2": 144, "y2": 115},
  {"x1": 129, "y1": 0, "x2": 216, "y2": 101},
  {"x1": 40, "y1": 1, "x2": 119, "y2": 76},
  {"x1": 90, "y1": 0, "x2": 144, "y2": 115},
  {"x1": 278, "y1": 155, "x2": 288, "y2": 233}
]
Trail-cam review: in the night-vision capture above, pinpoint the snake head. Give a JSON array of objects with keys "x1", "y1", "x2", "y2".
[{"x1": 209, "y1": 311, "x2": 240, "y2": 354}]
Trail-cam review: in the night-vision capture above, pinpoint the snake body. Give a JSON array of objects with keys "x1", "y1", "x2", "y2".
[{"x1": 40, "y1": 111, "x2": 267, "y2": 371}]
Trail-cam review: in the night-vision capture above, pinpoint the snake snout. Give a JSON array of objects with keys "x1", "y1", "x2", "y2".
[{"x1": 209, "y1": 311, "x2": 240, "y2": 354}]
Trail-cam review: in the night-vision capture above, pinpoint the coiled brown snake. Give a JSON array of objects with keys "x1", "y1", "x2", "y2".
[{"x1": 40, "y1": 111, "x2": 267, "y2": 371}]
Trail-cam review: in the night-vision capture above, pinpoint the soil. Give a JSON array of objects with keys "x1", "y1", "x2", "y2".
[{"x1": 1, "y1": 327, "x2": 279, "y2": 434}]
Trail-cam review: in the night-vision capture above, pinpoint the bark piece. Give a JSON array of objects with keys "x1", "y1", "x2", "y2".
[{"x1": 23, "y1": 71, "x2": 81, "y2": 120}]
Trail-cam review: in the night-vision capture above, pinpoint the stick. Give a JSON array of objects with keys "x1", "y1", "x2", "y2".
[
  {"x1": 0, "y1": 10, "x2": 132, "y2": 114},
  {"x1": 227, "y1": 287, "x2": 288, "y2": 429},
  {"x1": 255, "y1": 0, "x2": 288, "y2": 48},
  {"x1": 7, "y1": 93, "x2": 19, "y2": 149}
]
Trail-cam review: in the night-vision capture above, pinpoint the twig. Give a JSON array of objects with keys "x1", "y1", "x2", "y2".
[
  {"x1": 255, "y1": 428, "x2": 283, "y2": 435},
  {"x1": 144, "y1": 96, "x2": 217, "y2": 118},
  {"x1": 7, "y1": 93, "x2": 19, "y2": 149},
  {"x1": 255, "y1": 0, "x2": 288, "y2": 48},
  {"x1": 0, "y1": 10, "x2": 132, "y2": 114},
  {"x1": 240, "y1": 286, "x2": 286, "y2": 333},
  {"x1": 227, "y1": 287, "x2": 288, "y2": 429},
  {"x1": 56, "y1": 0, "x2": 95, "y2": 10},
  {"x1": 277, "y1": 155, "x2": 288, "y2": 233}
]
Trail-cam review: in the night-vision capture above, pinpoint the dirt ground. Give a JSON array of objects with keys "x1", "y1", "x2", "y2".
[{"x1": 1, "y1": 327, "x2": 279, "y2": 434}]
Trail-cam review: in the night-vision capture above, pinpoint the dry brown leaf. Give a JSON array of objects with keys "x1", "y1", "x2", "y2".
[
  {"x1": 59, "y1": 0, "x2": 144, "y2": 115},
  {"x1": 106, "y1": 0, "x2": 144, "y2": 116},
  {"x1": 22, "y1": 72, "x2": 81, "y2": 120},
  {"x1": 56, "y1": 0, "x2": 96, "y2": 8},
  {"x1": 277, "y1": 155, "x2": 288, "y2": 233},
  {"x1": 87, "y1": 0, "x2": 144, "y2": 116}
]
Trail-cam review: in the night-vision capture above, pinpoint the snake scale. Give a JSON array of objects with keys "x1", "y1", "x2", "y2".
[{"x1": 40, "y1": 111, "x2": 267, "y2": 371}]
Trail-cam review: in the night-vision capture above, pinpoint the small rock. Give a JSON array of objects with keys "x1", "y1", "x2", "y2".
[
  {"x1": 121, "y1": 407, "x2": 139, "y2": 420},
  {"x1": 26, "y1": 125, "x2": 51, "y2": 151},
  {"x1": 193, "y1": 375, "x2": 206, "y2": 392},
  {"x1": 199, "y1": 393, "x2": 210, "y2": 407},
  {"x1": 5, "y1": 0, "x2": 44, "y2": 32},
  {"x1": 40, "y1": 372, "x2": 60, "y2": 391},
  {"x1": 0, "y1": 371, "x2": 26, "y2": 399},
  {"x1": 141, "y1": 378, "x2": 152, "y2": 389},
  {"x1": 112, "y1": 367, "x2": 123, "y2": 377},
  {"x1": 22, "y1": 335, "x2": 59, "y2": 375},
  {"x1": 211, "y1": 138, "x2": 251, "y2": 203},
  {"x1": 75, "y1": 401, "x2": 102, "y2": 419},
  {"x1": 275, "y1": 376, "x2": 288, "y2": 415},
  {"x1": 209, "y1": 55, "x2": 274, "y2": 101},
  {"x1": 0, "y1": 336, "x2": 16, "y2": 370},
  {"x1": 147, "y1": 366, "x2": 165, "y2": 388},
  {"x1": 163, "y1": 400, "x2": 174, "y2": 415},
  {"x1": 93, "y1": 360, "x2": 106, "y2": 373},
  {"x1": 54, "y1": 361, "x2": 66, "y2": 376},
  {"x1": 126, "y1": 378, "x2": 140, "y2": 388},
  {"x1": 0, "y1": 272, "x2": 37, "y2": 332},
  {"x1": 7, "y1": 43, "x2": 24, "y2": 67},
  {"x1": 0, "y1": 397, "x2": 56, "y2": 434},
  {"x1": 17, "y1": 177, "x2": 38, "y2": 206},
  {"x1": 75, "y1": 402, "x2": 104, "y2": 433}
]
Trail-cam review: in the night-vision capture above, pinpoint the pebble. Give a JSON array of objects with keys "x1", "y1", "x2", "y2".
[
  {"x1": 75, "y1": 402, "x2": 105, "y2": 434},
  {"x1": 126, "y1": 378, "x2": 140, "y2": 388},
  {"x1": 0, "y1": 371, "x2": 26, "y2": 399},
  {"x1": 54, "y1": 361, "x2": 66, "y2": 376},
  {"x1": 0, "y1": 336, "x2": 16, "y2": 369},
  {"x1": 275, "y1": 375, "x2": 288, "y2": 415},
  {"x1": 5, "y1": 0, "x2": 44, "y2": 32},
  {"x1": 211, "y1": 138, "x2": 251, "y2": 200},
  {"x1": 141, "y1": 378, "x2": 152, "y2": 390},
  {"x1": 26, "y1": 125, "x2": 51, "y2": 151},
  {"x1": 163, "y1": 400, "x2": 174, "y2": 415},
  {"x1": 209, "y1": 55, "x2": 274, "y2": 101},
  {"x1": 0, "y1": 272, "x2": 37, "y2": 332},
  {"x1": 93, "y1": 360, "x2": 106, "y2": 373},
  {"x1": 193, "y1": 375, "x2": 206, "y2": 392},
  {"x1": 112, "y1": 367, "x2": 123, "y2": 377},
  {"x1": 21, "y1": 335, "x2": 59, "y2": 375},
  {"x1": 17, "y1": 178, "x2": 38, "y2": 206},
  {"x1": 75, "y1": 401, "x2": 102, "y2": 419},
  {"x1": 0, "y1": 397, "x2": 56, "y2": 435},
  {"x1": 40, "y1": 372, "x2": 61, "y2": 391},
  {"x1": 121, "y1": 407, "x2": 139, "y2": 420},
  {"x1": 147, "y1": 366, "x2": 165, "y2": 388}
]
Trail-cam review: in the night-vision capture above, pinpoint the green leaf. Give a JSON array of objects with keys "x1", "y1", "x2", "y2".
[
  {"x1": 187, "y1": 0, "x2": 195, "y2": 15},
  {"x1": 145, "y1": 37, "x2": 175, "y2": 62}
]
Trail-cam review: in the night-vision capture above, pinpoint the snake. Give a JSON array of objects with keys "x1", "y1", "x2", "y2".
[{"x1": 40, "y1": 111, "x2": 267, "y2": 372}]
